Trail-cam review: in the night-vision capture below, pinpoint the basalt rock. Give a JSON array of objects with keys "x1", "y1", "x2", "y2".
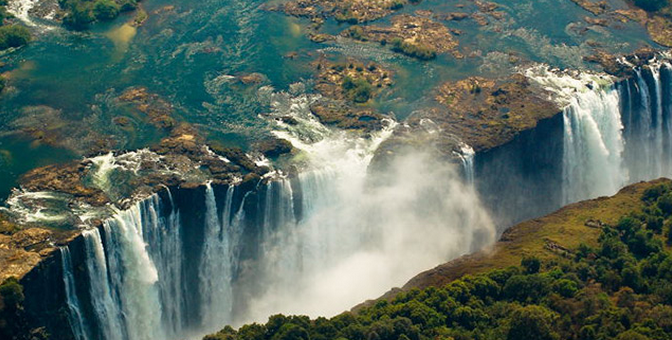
[
  {"x1": 342, "y1": 14, "x2": 461, "y2": 58},
  {"x1": 118, "y1": 87, "x2": 177, "y2": 130},
  {"x1": 273, "y1": 0, "x2": 416, "y2": 23},
  {"x1": 19, "y1": 162, "x2": 110, "y2": 207},
  {"x1": 429, "y1": 73, "x2": 559, "y2": 152},
  {"x1": 310, "y1": 100, "x2": 385, "y2": 131},
  {"x1": 313, "y1": 57, "x2": 393, "y2": 102},
  {"x1": 253, "y1": 138, "x2": 294, "y2": 158},
  {"x1": 584, "y1": 48, "x2": 658, "y2": 78}
]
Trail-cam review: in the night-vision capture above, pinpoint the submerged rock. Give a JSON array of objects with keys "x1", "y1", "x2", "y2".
[{"x1": 117, "y1": 87, "x2": 177, "y2": 129}]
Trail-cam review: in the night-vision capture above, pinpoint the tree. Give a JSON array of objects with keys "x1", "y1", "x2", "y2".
[
  {"x1": 507, "y1": 305, "x2": 560, "y2": 340},
  {"x1": 63, "y1": 2, "x2": 95, "y2": 30},
  {"x1": 522, "y1": 256, "x2": 541, "y2": 274},
  {"x1": 93, "y1": 0, "x2": 120, "y2": 21},
  {"x1": 0, "y1": 25, "x2": 30, "y2": 50},
  {"x1": 552, "y1": 279, "x2": 578, "y2": 298}
]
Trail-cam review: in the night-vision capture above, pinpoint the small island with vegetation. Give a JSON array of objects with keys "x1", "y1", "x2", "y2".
[{"x1": 59, "y1": 0, "x2": 143, "y2": 29}]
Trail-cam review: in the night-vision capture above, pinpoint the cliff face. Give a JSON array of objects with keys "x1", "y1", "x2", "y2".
[
  {"x1": 21, "y1": 237, "x2": 79, "y2": 340},
  {"x1": 12, "y1": 177, "x2": 304, "y2": 339},
  {"x1": 473, "y1": 112, "x2": 564, "y2": 230}
]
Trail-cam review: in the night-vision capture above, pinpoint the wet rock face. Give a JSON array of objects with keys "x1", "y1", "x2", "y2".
[{"x1": 472, "y1": 113, "x2": 564, "y2": 229}]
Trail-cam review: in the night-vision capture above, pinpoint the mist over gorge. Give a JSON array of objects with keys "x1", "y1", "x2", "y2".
[{"x1": 1, "y1": 0, "x2": 672, "y2": 339}]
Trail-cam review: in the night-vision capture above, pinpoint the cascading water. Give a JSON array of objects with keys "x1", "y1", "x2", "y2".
[
  {"x1": 60, "y1": 86, "x2": 496, "y2": 339},
  {"x1": 527, "y1": 66, "x2": 627, "y2": 203},
  {"x1": 60, "y1": 247, "x2": 88, "y2": 340},
  {"x1": 528, "y1": 59, "x2": 672, "y2": 204},
  {"x1": 622, "y1": 61, "x2": 672, "y2": 182},
  {"x1": 198, "y1": 183, "x2": 235, "y2": 332},
  {"x1": 561, "y1": 83, "x2": 625, "y2": 204},
  {"x1": 456, "y1": 143, "x2": 475, "y2": 186}
]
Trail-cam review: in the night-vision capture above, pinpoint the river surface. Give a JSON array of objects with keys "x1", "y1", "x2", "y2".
[{"x1": 0, "y1": 0, "x2": 656, "y2": 198}]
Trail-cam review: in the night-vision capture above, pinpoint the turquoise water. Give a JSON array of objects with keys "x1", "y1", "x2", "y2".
[
  {"x1": 0, "y1": 0, "x2": 657, "y2": 199},
  {"x1": 0, "y1": 135, "x2": 76, "y2": 200}
]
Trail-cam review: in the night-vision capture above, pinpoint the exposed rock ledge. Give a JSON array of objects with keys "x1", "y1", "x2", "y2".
[
  {"x1": 371, "y1": 70, "x2": 561, "y2": 171},
  {"x1": 0, "y1": 123, "x2": 295, "y2": 282}
]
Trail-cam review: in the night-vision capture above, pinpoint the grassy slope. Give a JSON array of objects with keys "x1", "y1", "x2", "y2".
[{"x1": 400, "y1": 178, "x2": 671, "y2": 291}]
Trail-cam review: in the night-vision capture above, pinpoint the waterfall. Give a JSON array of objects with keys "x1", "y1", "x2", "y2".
[
  {"x1": 456, "y1": 143, "x2": 475, "y2": 185},
  {"x1": 623, "y1": 62, "x2": 672, "y2": 181},
  {"x1": 82, "y1": 229, "x2": 125, "y2": 340},
  {"x1": 198, "y1": 183, "x2": 235, "y2": 333},
  {"x1": 61, "y1": 88, "x2": 497, "y2": 339},
  {"x1": 68, "y1": 198, "x2": 167, "y2": 340},
  {"x1": 60, "y1": 247, "x2": 89, "y2": 340},
  {"x1": 528, "y1": 61, "x2": 672, "y2": 204},
  {"x1": 561, "y1": 83, "x2": 625, "y2": 204}
]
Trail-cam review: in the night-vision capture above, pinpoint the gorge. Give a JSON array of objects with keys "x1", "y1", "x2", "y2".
[
  {"x1": 2, "y1": 0, "x2": 672, "y2": 339},
  {"x1": 10, "y1": 57, "x2": 672, "y2": 340}
]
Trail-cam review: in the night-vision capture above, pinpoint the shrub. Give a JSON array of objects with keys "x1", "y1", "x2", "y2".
[
  {"x1": 93, "y1": 0, "x2": 120, "y2": 21},
  {"x1": 522, "y1": 256, "x2": 541, "y2": 274},
  {"x1": 390, "y1": 38, "x2": 436, "y2": 60},
  {"x1": 0, "y1": 25, "x2": 30, "y2": 50},
  {"x1": 342, "y1": 76, "x2": 374, "y2": 103}
]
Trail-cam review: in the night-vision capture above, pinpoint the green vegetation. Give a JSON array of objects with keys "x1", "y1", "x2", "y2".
[
  {"x1": 390, "y1": 38, "x2": 436, "y2": 60},
  {"x1": 0, "y1": 0, "x2": 31, "y2": 54},
  {"x1": 342, "y1": 76, "x2": 373, "y2": 103},
  {"x1": 205, "y1": 182, "x2": 672, "y2": 340},
  {"x1": 344, "y1": 26, "x2": 366, "y2": 41},
  {"x1": 0, "y1": 277, "x2": 28, "y2": 339},
  {"x1": 60, "y1": 0, "x2": 138, "y2": 29},
  {"x1": 334, "y1": 11, "x2": 358, "y2": 24},
  {"x1": 0, "y1": 25, "x2": 30, "y2": 50}
]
